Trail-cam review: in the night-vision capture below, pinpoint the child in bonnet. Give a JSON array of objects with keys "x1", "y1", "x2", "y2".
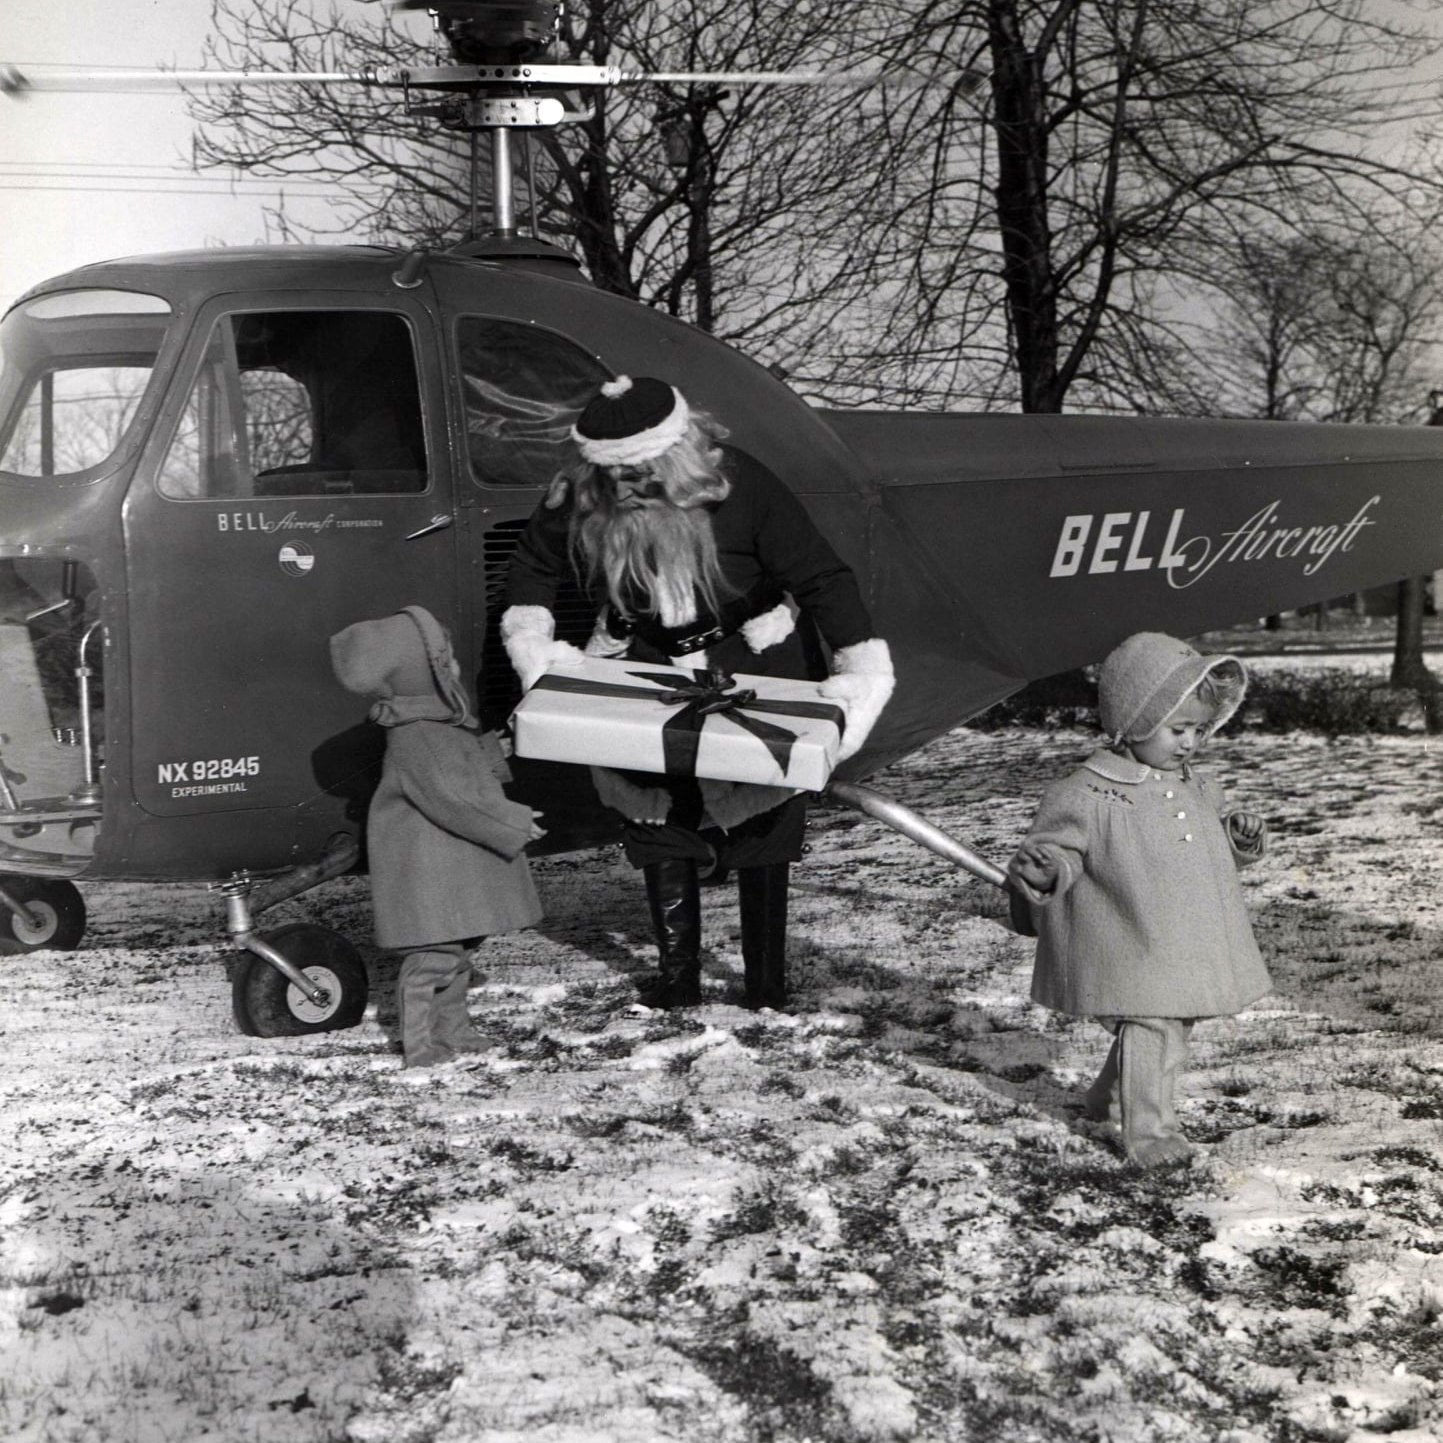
[
  {"x1": 1007, "y1": 632, "x2": 1271, "y2": 1167},
  {"x1": 330, "y1": 605, "x2": 545, "y2": 1068}
]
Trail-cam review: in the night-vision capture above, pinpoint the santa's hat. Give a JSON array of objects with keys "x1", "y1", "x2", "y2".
[{"x1": 571, "y1": 375, "x2": 690, "y2": 466}]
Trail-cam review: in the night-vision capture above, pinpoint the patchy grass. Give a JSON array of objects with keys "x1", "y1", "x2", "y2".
[{"x1": 3, "y1": 705, "x2": 1443, "y2": 1441}]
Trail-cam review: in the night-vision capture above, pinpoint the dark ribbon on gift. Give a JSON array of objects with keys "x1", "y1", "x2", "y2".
[{"x1": 529, "y1": 666, "x2": 846, "y2": 780}]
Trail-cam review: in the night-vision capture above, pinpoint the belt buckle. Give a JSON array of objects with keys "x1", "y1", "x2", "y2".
[{"x1": 673, "y1": 624, "x2": 724, "y2": 655}]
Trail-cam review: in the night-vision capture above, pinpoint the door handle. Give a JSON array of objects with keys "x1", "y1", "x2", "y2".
[{"x1": 404, "y1": 513, "x2": 454, "y2": 540}]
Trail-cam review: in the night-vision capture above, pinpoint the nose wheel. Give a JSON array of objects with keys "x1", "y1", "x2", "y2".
[
  {"x1": 230, "y1": 922, "x2": 369, "y2": 1037},
  {"x1": 0, "y1": 877, "x2": 87, "y2": 954}
]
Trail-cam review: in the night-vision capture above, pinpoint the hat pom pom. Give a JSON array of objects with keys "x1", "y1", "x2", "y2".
[{"x1": 601, "y1": 376, "x2": 633, "y2": 398}]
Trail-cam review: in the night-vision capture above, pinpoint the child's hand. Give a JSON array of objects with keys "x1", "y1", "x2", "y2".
[
  {"x1": 528, "y1": 810, "x2": 548, "y2": 842},
  {"x1": 1008, "y1": 842, "x2": 1059, "y2": 895},
  {"x1": 1229, "y1": 811, "x2": 1264, "y2": 846}
]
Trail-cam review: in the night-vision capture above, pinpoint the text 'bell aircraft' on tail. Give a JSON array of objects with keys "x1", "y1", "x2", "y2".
[{"x1": 2, "y1": 1, "x2": 1441, "y2": 1034}]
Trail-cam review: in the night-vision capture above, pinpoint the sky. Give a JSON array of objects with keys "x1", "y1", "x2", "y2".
[
  {"x1": 0, "y1": 0, "x2": 427, "y2": 310},
  {"x1": 3, "y1": 3, "x2": 1441, "y2": 316}
]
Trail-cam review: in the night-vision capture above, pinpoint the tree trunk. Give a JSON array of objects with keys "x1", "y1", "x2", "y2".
[
  {"x1": 1392, "y1": 576, "x2": 1440, "y2": 732},
  {"x1": 987, "y1": 0, "x2": 1061, "y2": 414},
  {"x1": 1392, "y1": 577, "x2": 1427, "y2": 687}
]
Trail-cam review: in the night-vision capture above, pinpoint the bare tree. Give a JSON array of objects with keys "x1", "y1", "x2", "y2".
[
  {"x1": 1206, "y1": 223, "x2": 1443, "y2": 425},
  {"x1": 191, "y1": 1, "x2": 1443, "y2": 417},
  {"x1": 192, "y1": 2, "x2": 478, "y2": 250},
  {"x1": 1203, "y1": 216, "x2": 1443, "y2": 714},
  {"x1": 878, "y1": 0, "x2": 1443, "y2": 414},
  {"x1": 190, "y1": 0, "x2": 991, "y2": 405}
]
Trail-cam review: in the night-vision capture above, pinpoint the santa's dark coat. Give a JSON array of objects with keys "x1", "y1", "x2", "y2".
[{"x1": 506, "y1": 447, "x2": 876, "y2": 867}]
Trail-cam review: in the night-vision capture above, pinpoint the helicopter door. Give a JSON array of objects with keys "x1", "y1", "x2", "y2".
[{"x1": 123, "y1": 302, "x2": 453, "y2": 821}]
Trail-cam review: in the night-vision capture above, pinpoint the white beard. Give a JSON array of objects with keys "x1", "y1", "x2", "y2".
[{"x1": 578, "y1": 496, "x2": 724, "y2": 629}]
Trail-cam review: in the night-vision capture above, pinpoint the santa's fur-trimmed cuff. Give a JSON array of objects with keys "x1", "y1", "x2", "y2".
[
  {"x1": 501, "y1": 605, "x2": 586, "y2": 689},
  {"x1": 820, "y1": 638, "x2": 895, "y2": 762},
  {"x1": 741, "y1": 601, "x2": 796, "y2": 654},
  {"x1": 591, "y1": 766, "x2": 672, "y2": 823}
]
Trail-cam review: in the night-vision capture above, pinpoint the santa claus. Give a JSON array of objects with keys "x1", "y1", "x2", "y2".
[{"x1": 502, "y1": 375, "x2": 894, "y2": 1011}]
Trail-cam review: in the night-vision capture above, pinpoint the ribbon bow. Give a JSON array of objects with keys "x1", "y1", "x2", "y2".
[
  {"x1": 529, "y1": 665, "x2": 846, "y2": 781},
  {"x1": 641, "y1": 667, "x2": 801, "y2": 777}
]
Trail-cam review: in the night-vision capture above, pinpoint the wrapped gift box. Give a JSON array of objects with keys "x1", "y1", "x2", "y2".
[{"x1": 510, "y1": 656, "x2": 846, "y2": 791}]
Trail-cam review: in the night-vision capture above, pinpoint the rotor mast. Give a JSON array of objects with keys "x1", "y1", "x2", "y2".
[{"x1": 492, "y1": 127, "x2": 515, "y2": 237}]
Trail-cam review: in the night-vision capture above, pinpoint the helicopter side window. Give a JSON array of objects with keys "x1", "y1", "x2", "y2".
[
  {"x1": 0, "y1": 366, "x2": 154, "y2": 477},
  {"x1": 456, "y1": 318, "x2": 609, "y2": 487},
  {"x1": 0, "y1": 289, "x2": 172, "y2": 481},
  {"x1": 157, "y1": 309, "x2": 427, "y2": 500}
]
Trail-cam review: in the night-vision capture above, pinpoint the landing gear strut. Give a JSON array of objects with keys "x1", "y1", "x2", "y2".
[{"x1": 219, "y1": 836, "x2": 369, "y2": 1038}]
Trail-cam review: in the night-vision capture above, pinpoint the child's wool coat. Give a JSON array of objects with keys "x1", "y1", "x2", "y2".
[
  {"x1": 1018, "y1": 748, "x2": 1271, "y2": 1018},
  {"x1": 330, "y1": 607, "x2": 542, "y2": 951}
]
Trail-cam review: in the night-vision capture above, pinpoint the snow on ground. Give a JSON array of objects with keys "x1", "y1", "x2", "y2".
[{"x1": 3, "y1": 656, "x2": 1443, "y2": 1442}]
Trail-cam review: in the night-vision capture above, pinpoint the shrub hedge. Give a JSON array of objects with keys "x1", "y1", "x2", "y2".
[{"x1": 967, "y1": 666, "x2": 1427, "y2": 736}]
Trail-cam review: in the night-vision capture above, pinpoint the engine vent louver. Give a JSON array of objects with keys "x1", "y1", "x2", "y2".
[{"x1": 478, "y1": 520, "x2": 595, "y2": 729}]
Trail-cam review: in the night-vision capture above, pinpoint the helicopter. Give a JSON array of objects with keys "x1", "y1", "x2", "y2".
[{"x1": 3, "y1": 1, "x2": 1442, "y2": 1037}]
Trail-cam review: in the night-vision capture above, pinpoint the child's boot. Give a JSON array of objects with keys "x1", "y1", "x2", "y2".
[
  {"x1": 1082, "y1": 1027, "x2": 1122, "y2": 1125},
  {"x1": 433, "y1": 948, "x2": 490, "y2": 1054},
  {"x1": 1117, "y1": 1017, "x2": 1195, "y2": 1168},
  {"x1": 397, "y1": 949, "x2": 459, "y2": 1068}
]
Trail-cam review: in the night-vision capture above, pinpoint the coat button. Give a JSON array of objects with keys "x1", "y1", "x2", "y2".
[
  {"x1": 1176, "y1": 810, "x2": 1186, "y2": 819},
  {"x1": 1164, "y1": 790, "x2": 1174, "y2": 798},
  {"x1": 1183, "y1": 833, "x2": 1193, "y2": 842}
]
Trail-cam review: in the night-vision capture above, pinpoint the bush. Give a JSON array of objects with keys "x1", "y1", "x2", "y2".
[
  {"x1": 1242, "y1": 669, "x2": 1417, "y2": 736},
  {"x1": 967, "y1": 666, "x2": 1420, "y2": 736},
  {"x1": 966, "y1": 668, "x2": 1097, "y2": 732}
]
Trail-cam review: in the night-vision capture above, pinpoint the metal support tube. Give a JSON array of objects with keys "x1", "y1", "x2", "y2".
[
  {"x1": 826, "y1": 780, "x2": 1008, "y2": 888},
  {"x1": 0, "y1": 762, "x2": 18, "y2": 812},
  {"x1": 245, "y1": 835, "x2": 360, "y2": 918},
  {"x1": 0, "y1": 880, "x2": 44, "y2": 931},
  {"x1": 73, "y1": 621, "x2": 103, "y2": 801}
]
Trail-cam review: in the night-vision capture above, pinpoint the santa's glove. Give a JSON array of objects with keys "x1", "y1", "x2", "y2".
[
  {"x1": 819, "y1": 638, "x2": 895, "y2": 763},
  {"x1": 584, "y1": 608, "x2": 631, "y2": 659},
  {"x1": 500, "y1": 605, "x2": 586, "y2": 690},
  {"x1": 741, "y1": 600, "x2": 795, "y2": 654}
]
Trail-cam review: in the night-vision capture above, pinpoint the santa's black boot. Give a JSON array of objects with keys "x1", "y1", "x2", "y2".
[
  {"x1": 738, "y1": 863, "x2": 790, "y2": 1011},
  {"x1": 639, "y1": 859, "x2": 703, "y2": 1008}
]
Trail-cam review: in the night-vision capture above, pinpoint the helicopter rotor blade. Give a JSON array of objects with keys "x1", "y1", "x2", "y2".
[
  {"x1": 1, "y1": 60, "x2": 985, "y2": 101},
  {"x1": 388, "y1": 0, "x2": 552, "y2": 12},
  {"x1": 0, "y1": 64, "x2": 384, "y2": 96},
  {"x1": 617, "y1": 67, "x2": 987, "y2": 92}
]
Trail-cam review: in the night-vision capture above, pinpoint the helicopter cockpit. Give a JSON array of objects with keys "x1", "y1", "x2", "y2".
[{"x1": 0, "y1": 289, "x2": 156, "y2": 869}]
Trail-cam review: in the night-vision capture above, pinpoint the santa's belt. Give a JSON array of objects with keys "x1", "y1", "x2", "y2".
[{"x1": 621, "y1": 588, "x2": 784, "y2": 656}]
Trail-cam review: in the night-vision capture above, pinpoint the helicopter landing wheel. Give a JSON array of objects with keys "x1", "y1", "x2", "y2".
[
  {"x1": 0, "y1": 878, "x2": 87, "y2": 954},
  {"x1": 230, "y1": 922, "x2": 368, "y2": 1038}
]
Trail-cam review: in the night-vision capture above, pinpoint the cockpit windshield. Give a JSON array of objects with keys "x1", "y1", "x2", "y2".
[{"x1": 0, "y1": 289, "x2": 173, "y2": 480}]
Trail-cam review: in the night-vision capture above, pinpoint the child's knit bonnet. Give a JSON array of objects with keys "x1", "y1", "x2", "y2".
[
  {"x1": 1097, "y1": 632, "x2": 1246, "y2": 745},
  {"x1": 329, "y1": 605, "x2": 474, "y2": 728}
]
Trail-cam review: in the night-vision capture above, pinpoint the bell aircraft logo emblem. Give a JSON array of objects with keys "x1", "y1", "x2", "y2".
[
  {"x1": 1049, "y1": 496, "x2": 1380, "y2": 589},
  {"x1": 278, "y1": 541, "x2": 315, "y2": 577}
]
